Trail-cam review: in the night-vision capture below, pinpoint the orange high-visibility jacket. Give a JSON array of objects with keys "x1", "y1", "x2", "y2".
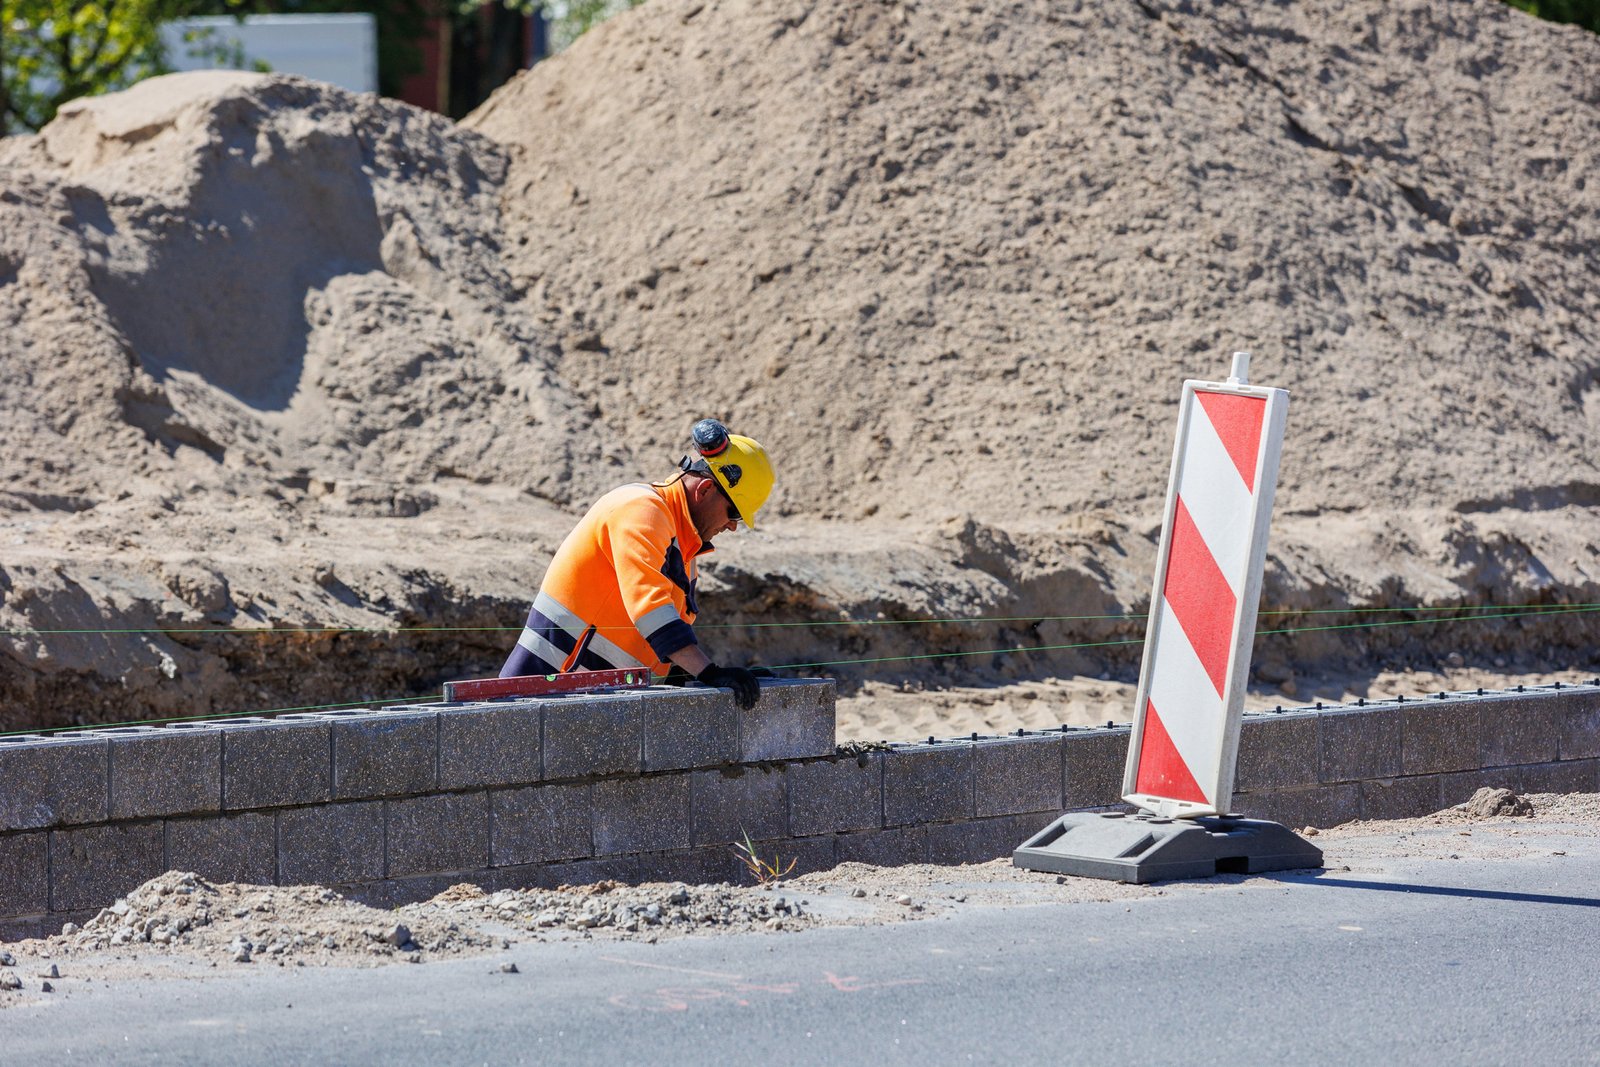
[{"x1": 500, "y1": 478, "x2": 705, "y2": 678}]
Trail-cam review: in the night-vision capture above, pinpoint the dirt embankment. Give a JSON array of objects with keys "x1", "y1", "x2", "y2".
[{"x1": 2, "y1": 1, "x2": 1598, "y2": 732}]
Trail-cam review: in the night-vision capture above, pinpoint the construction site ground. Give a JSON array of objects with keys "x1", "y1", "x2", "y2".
[{"x1": 1, "y1": 792, "x2": 1594, "y2": 1064}]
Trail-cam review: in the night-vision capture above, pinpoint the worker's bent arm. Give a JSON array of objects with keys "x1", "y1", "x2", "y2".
[{"x1": 668, "y1": 643, "x2": 713, "y2": 678}]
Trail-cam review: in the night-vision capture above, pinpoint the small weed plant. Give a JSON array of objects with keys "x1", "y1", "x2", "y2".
[{"x1": 732, "y1": 829, "x2": 797, "y2": 885}]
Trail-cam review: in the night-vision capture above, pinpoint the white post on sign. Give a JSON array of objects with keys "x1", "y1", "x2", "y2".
[{"x1": 1121, "y1": 353, "x2": 1290, "y2": 818}]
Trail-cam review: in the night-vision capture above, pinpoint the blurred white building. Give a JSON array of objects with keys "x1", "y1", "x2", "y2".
[{"x1": 160, "y1": 13, "x2": 378, "y2": 95}]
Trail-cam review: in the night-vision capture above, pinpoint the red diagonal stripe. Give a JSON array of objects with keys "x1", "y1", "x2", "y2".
[
  {"x1": 1163, "y1": 496, "x2": 1236, "y2": 697},
  {"x1": 1134, "y1": 697, "x2": 1208, "y2": 803},
  {"x1": 1196, "y1": 391, "x2": 1267, "y2": 491}
]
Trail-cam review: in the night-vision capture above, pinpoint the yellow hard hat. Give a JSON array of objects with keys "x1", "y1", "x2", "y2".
[{"x1": 688, "y1": 419, "x2": 775, "y2": 529}]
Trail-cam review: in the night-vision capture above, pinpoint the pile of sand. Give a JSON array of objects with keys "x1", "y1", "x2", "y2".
[{"x1": 1, "y1": 0, "x2": 1597, "y2": 731}]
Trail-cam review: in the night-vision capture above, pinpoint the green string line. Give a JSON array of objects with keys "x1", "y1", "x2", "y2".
[
  {"x1": 5, "y1": 603, "x2": 1595, "y2": 737},
  {"x1": 7, "y1": 601, "x2": 1600, "y2": 636}
]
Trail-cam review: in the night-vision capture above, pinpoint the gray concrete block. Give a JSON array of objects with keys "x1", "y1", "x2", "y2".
[
  {"x1": 691, "y1": 764, "x2": 787, "y2": 846},
  {"x1": 636, "y1": 846, "x2": 742, "y2": 886},
  {"x1": 166, "y1": 813, "x2": 277, "y2": 885},
  {"x1": 386, "y1": 792, "x2": 491, "y2": 878},
  {"x1": 790, "y1": 754, "x2": 883, "y2": 836},
  {"x1": 0, "y1": 733, "x2": 108, "y2": 831},
  {"x1": 1478, "y1": 693, "x2": 1559, "y2": 767},
  {"x1": 380, "y1": 871, "x2": 496, "y2": 908},
  {"x1": 1438, "y1": 768, "x2": 1520, "y2": 807},
  {"x1": 1360, "y1": 776, "x2": 1444, "y2": 821},
  {"x1": 278, "y1": 802, "x2": 384, "y2": 886},
  {"x1": 1232, "y1": 783, "x2": 1361, "y2": 831},
  {"x1": 1556, "y1": 691, "x2": 1600, "y2": 760},
  {"x1": 640, "y1": 686, "x2": 738, "y2": 772},
  {"x1": 491, "y1": 783, "x2": 592, "y2": 866},
  {"x1": 1318, "y1": 707, "x2": 1402, "y2": 783},
  {"x1": 1401, "y1": 701, "x2": 1480, "y2": 775},
  {"x1": 494, "y1": 855, "x2": 641, "y2": 890},
  {"x1": 1235, "y1": 715, "x2": 1320, "y2": 791},
  {"x1": 1063, "y1": 729, "x2": 1129, "y2": 809},
  {"x1": 109, "y1": 725, "x2": 223, "y2": 819},
  {"x1": 332, "y1": 712, "x2": 438, "y2": 799},
  {"x1": 927, "y1": 813, "x2": 1054, "y2": 866},
  {"x1": 438, "y1": 702, "x2": 542, "y2": 789},
  {"x1": 737, "y1": 678, "x2": 836, "y2": 762},
  {"x1": 223, "y1": 718, "x2": 331, "y2": 810},
  {"x1": 975, "y1": 736, "x2": 1064, "y2": 816},
  {"x1": 592, "y1": 775, "x2": 690, "y2": 855},
  {"x1": 1519, "y1": 758, "x2": 1599, "y2": 795},
  {"x1": 542, "y1": 693, "x2": 642, "y2": 780},
  {"x1": 835, "y1": 826, "x2": 926, "y2": 868},
  {"x1": 50, "y1": 822, "x2": 165, "y2": 912},
  {"x1": 884, "y1": 743, "x2": 974, "y2": 826},
  {"x1": 0, "y1": 831, "x2": 48, "y2": 914}
]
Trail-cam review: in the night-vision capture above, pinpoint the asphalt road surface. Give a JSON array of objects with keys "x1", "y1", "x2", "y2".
[{"x1": 5, "y1": 843, "x2": 1596, "y2": 1065}]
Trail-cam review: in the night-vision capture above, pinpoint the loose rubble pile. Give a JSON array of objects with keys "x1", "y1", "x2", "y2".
[
  {"x1": 403, "y1": 879, "x2": 867, "y2": 943},
  {"x1": 38, "y1": 871, "x2": 495, "y2": 971}
]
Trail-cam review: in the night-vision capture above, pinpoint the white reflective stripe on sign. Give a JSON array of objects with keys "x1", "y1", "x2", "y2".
[
  {"x1": 1175, "y1": 400, "x2": 1256, "y2": 595},
  {"x1": 1145, "y1": 597, "x2": 1228, "y2": 807}
]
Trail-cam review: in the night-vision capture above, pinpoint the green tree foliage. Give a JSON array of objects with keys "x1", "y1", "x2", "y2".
[
  {"x1": 1504, "y1": 0, "x2": 1600, "y2": 31},
  {"x1": 0, "y1": 0, "x2": 254, "y2": 133}
]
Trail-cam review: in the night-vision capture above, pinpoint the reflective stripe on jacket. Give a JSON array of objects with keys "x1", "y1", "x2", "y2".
[{"x1": 500, "y1": 478, "x2": 705, "y2": 678}]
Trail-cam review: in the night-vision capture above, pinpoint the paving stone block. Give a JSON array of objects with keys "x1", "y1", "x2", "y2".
[
  {"x1": 927, "y1": 813, "x2": 1055, "y2": 866},
  {"x1": 1063, "y1": 729, "x2": 1129, "y2": 809},
  {"x1": 790, "y1": 754, "x2": 883, "y2": 836},
  {"x1": 0, "y1": 733, "x2": 108, "y2": 831},
  {"x1": 592, "y1": 775, "x2": 690, "y2": 855},
  {"x1": 278, "y1": 802, "x2": 384, "y2": 885},
  {"x1": 1401, "y1": 701, "x2": 1480, "y2": 775},
  {"x1": 691, "y1": 764, "x2": 787, "y2": 845},
  {"x1": 0, "y1": 832, "x2": 49, "y2": 914},
  {"x1": 332, "y1": 712, "x2": 438, "y2": 799},
  {"x1": 1556, "y1": 691, "x2": 1600, "y2": 760},
  {"x1": 50, "y1": 822, "x2": 165, "y2": 912},
  {"x1": 386, "y1": 792, "x2": 491, "y2": 877},
  {"x1": 223, "y1": 718, "x2": 332, "y2": 810},
  {"x1": 109, "y1": 726, "x2": 224, "y2": 819},
  {"x1": 640, "y1": 686, "x2": 738, "y2": 771},
  {"x1": 975, "y1": 736, "x2": 1064, "y2": 816},
  {"x1": 834, "y1": 826, "x2": 927, "y2": 868},
  {"x1": 1519, "y1": 759, "x2": 1599, "y2": 795},
  {"x1": 1360, "y1": 776, "x2": 1444, "y2": 821},
  {"x1": 736, "y1": 678, "x2": 836, "y2": 762},
  {"x1": 0, "y1": 911, "x2": 95, "y2": 942},
  {"x1": 438, "y1": 702, "x2": 542, "y2": 789},
  {"x1": 1478, "y1": 693, "x2": 1559, "y2": 767},
  {"x1": 637, "y1": 846, "x2": 742, "y2": 886},
  {"x1": 1318, "y1": 707, "x2": 1402, "y2": 783},
  {"x1": 542, "y1": 693, "x2": 642, "y2": 780},
  {"x1": 1438, "y1": 768, "x2": 1520, "y2": 807},
  {"x1": 1231, "y1": 783, "x2": 1361, "y2": 831},
  {"x1": 1235, "y1": 715, "x2": 1319, "y2": 791},
  {"x1": 166, "y1": 813, "x2": 277, "y2": 885},
  {"x1": 491, "y1": 783, "x2": 593, "y2": 866},
  {"x1": 884, "y1": 743, "x2": 974, "y2": 826},
  {"x1": 494, "y1": 855, "x2": 641, "y2": 891}
]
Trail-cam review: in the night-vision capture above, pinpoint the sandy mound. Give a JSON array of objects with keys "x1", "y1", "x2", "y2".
[{"x1": 1, "y1": 1, "x2": 1597, "y2": 731}]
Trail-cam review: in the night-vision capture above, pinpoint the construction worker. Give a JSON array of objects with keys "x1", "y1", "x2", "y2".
[{"x1": 499, "y1": 419, "x2": 774, "y2": 710}]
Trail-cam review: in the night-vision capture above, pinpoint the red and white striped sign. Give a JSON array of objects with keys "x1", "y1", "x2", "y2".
[{"x1": 1123, "y1": 357, "x2": 1289, "y2": 817}]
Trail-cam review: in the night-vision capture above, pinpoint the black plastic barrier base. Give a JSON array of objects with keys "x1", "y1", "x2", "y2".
[{"x1": 1012, "y1": 811, "x2": 1323, "y2": 884}]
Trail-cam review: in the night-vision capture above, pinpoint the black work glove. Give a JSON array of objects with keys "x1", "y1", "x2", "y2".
[{"x1": 696, "y1": 663, "x2": 760, "y2": 710}]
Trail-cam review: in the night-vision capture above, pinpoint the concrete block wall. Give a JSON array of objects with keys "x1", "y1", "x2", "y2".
[{"x1": 2, "y1": 678, "x2": 1597, "y2": 938}]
